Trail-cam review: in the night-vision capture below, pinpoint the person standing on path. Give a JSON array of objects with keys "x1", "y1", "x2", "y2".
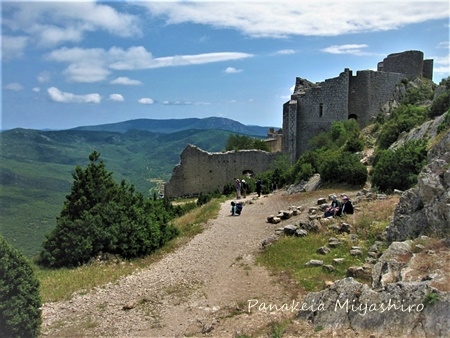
[
  {"x1": 234, "y1": 178, "x2": 241, "y2": 199},
  {"x1": 256, "y1": 178, "x2": 262, "y2": 197},
  {"x1": 241, "y1": 179, "x2": 247, "y2": 198}
]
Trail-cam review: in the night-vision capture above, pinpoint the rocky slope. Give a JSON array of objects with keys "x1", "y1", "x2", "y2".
[{"x1": 298, "y1": 122, "x2": 450, "y2": 337}]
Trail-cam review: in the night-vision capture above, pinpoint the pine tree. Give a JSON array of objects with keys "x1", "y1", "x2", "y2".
[
  {"x1": 39, "y1": 151, "x2": 179, "y2": 268},
  {"x1": 0, "y1": 235, "x2": 42, "y2": 338}
]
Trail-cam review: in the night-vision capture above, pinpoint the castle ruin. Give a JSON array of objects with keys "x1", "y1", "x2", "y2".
[
  {"x1": 164, "y1": 50, "x2": 434, "y2": 198},
  {"x1": 282, "y1": 50, "x2": 434, "y2": 163},
  {"x1": 164, "y1": 144, "x2": 279, "y2": 198}
]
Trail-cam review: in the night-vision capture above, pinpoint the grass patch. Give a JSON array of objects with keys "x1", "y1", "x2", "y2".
[
  {"x1": 258, "y1": 195, "x2": 399, "y2": 292},
  {"x1": 257, "y1": 234, "x2": 365, "y2": 291},
  {"x1": 35, "y1": 260, "x2": 139, "y2": 302}
]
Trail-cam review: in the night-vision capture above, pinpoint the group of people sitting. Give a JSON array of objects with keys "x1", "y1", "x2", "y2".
[
  {"x1": 323, "y1": 194, "x2": 354, "y2": 218},
  {"x1": 231, "y1": 193, "x2": 353, "y2": 218}
]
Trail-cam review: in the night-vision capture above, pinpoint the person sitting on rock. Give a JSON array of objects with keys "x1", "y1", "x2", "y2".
[
  {"x1": 339, "y1": 195, "x2": 354, "y2": 216},
  {"x1": 324, "y1": 195, "x2": 341, "y2": 218}
]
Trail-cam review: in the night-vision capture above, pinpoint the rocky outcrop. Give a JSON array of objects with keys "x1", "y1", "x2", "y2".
[
  {"x1": 386, "y1": 129, "x2": 450, "y2": 242},
  {"x1": 299, "y1": 238, "x2": 450, "y2": 337},
  {"x1": 298, "y1": 277, "x2": 450, "y2": 338},
  {"x1": 285, "y1": 174, "x2": 321, "y2": 194},
  {"x1": 389, "y1": 114, "x2": 446, "y2": 150}
]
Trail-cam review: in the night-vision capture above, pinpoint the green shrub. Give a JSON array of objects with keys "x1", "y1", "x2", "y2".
[
  {"x1": 402, "y1": 84, "x2": 434, "y2": 105},
  {"x1": 309, "y1": 120, "x2": 362, "y2": 151},
  {"x1": 295, "y1": 163, "x2": 315, "y2": 182},
  {"x1": 377, "y1": 104, "x2": 428, "y2": 149},
  {"x1": 343, "y1": 134, "x2": 364, "y2": 152},
  {"x1": 225, "y1": 134, "x2": 269, "y2": 151},
  {"x1": 422, "y1": 291, "x2": 440, "y2": 306},
  {"x1": 39, "y1": 151, "x2": 179, "y2": 268},
  {"x1": 319, "y1": 150, "x2": 367, "y2": 186},
  {"x1": 0, "y1": 235, "x2": 42, "y2": 338},
  {"x1": 371, "y1": 139, "x2": 428, "y2": 193},
  {"x1": 288, "y1": 151, "x2": 321, "y2": 183},
  {"x1": 429, "y1": 90, "x2": 450, "y2": 118},
  {"x1": 197, "y1": 189, "x2": 222, "y2": 206},
  {"x1": 222, "y1": 182, "x2": 235, "y2": 196}
]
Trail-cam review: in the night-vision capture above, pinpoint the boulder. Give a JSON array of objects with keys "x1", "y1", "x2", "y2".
[
  {"x1": 322, "y1": 265, "x2": 336, "y2": 272},
  {"x1": 295, "y1": 229, "x2": 308, "y2": 237},
  {"x1": 261, "y1": 236, "x2": 278, "y2": 249},
  {"x1": 281, "y1": 210, "x2": 294, "y2": 219},
  {"x1": 305, "y1": 259, "x2": 324, "y2": 267},
  {"x1": 283, "y1": 224, "x2": 297, "y2": 236},
  {"x1": 332, "y1": 258, "x2": 345, "y2": 265},
  {"x1": 299, "y1": 277, "x2": 450, "y2": 338},
  {"x1": 372, "y1": 241, "x2": 412, "y2": 290},
  {"x1": 317, "y1": 198, "x2": 327, "y2": 205},
  {"x1": 317, "y1": 246, "x2": 331, "y2": 255}
]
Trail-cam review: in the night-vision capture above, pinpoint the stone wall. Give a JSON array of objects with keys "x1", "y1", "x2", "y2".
[
  {"x1": 266, "y1": 128, "x2": 283, "y2": 152},
  {"x1": 349, "y1": 70, "x2": 406, "y2": 126},
  {"x1": 284, "y1": 70, "x2": 351, "y2": 160},
  {"x1": 164, "y1": 144, "x2": 279, "y2": 198},
  {"x1": 379, "y1": 50, "x2": 430, "y2": 80}
]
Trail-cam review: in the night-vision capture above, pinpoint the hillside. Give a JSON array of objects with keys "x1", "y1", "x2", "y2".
[
  {"x1": 72, "y1": 116, "x2": 274, "y2": 136},
  {"x1": 0, "y1": 125, "x2": 257, "y2": 257}
]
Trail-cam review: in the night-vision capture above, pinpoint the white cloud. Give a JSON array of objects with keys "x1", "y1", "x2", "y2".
[
  {"x1": 63, "y1": 63, "x2": 111, "y2": 83},
  {"x1": 136, "y1": 2, "x2": 449, "y2": 38},
  {"x1": 47, "y1": 87, "x2": 101, "y2": 103},
  {"x1": 32, "y1": 87, "x2": 40, "y2": 93},
  {"x1": 225, "y1": 67, "x2": 242, "y2": 74},
  {"x1": 108, "y1": 48, "x2": 253, "y2": 70},
  {"x1": 432, "y1": 56, "x2": 450, "y2": 76},
  {"x1": 1, "y1": 36, "x2": 28, "y2": 60},
  {"x1": 46, "y1": 46, "x2": 253, "y2": 82},
  {"x1": 321, "y1": 44, "x2": 370, "y2": 55},
  {"x1": 162, "y1": 100, "x2": 211, "y2": 106},
  {"x1": 109, "y1": 94, "x2": 124, "y2": 102},
  {"x1": 437, "y1": 41, "x2": 450, "y2": 49},
  {"x1": 37, "y1": 71, "x2": 51, "y2": 83},
  {"x1": 4, "y1": 82, "x2": 24, "y2": 91},
  {"x1": 110, "y1": 77, "x2": 143, "y2": 85},
  {"x1": 2, "y1": 2, "x2": 141, "y2": 48},
  {"x1": 138, "y1": 98, "x2": 154, "y2": 105},
  {"x1": 275, "y1": 49, "x2": 296, "y2": 55},
  {"x1": 46, "y1": 47, "x2": 110, "y2": 82}
]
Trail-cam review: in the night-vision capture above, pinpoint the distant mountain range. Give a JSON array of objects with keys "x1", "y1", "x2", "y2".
[
  {"x1": 72, "y1": 116, "x2": 275, "y2": 136},
  {"x1": 0, "y1": 117, "x2": 277, "y2": 257}
]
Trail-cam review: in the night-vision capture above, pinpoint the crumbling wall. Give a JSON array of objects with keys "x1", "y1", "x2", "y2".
[{"x1": 164, "y1": 144, "x2": 279, "y2": 198}]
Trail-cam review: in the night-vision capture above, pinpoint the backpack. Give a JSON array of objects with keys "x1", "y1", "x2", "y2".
[{"x1": 235, "y1": 203, "x2": 243, "y2": 215}]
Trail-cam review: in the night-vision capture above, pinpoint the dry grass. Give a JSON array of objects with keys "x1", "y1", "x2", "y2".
[{"x1": 405, "y1": 237, "x2": 450, "y2": 291}]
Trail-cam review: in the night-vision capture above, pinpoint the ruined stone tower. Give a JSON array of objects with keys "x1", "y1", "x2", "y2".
[{"x1": 282, "y1": 50, "x2": 434, "y2": 163}]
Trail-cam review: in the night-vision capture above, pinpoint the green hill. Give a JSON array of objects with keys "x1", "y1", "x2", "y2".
[
  {"x1": 0, "y1": 127, "x2": 241, "y2": 257},
  {"x1": 72, "y1": 116, "x2": 272, "y2": 136}
]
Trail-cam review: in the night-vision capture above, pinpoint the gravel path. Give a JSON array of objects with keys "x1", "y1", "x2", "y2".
[{"x1": 41, "y1": 192, "x2": 309, "y2": 337}]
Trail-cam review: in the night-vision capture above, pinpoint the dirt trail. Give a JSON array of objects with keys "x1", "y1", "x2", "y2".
[{"x1": 41, "y1": 191, "x2": 358, "y2": 337}]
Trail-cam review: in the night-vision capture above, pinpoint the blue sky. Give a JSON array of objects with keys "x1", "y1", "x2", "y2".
[{"x1": 2, "y1": 1, "x2": 449, "y2": 131}]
